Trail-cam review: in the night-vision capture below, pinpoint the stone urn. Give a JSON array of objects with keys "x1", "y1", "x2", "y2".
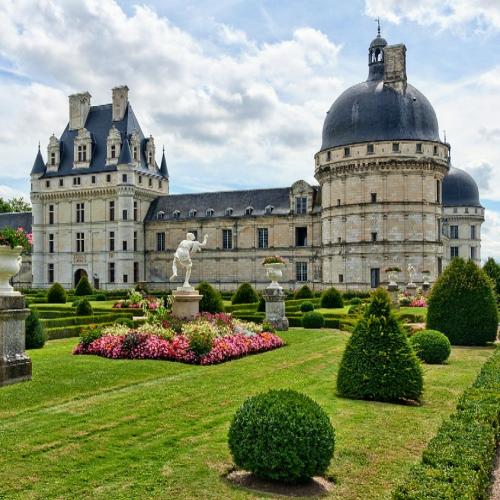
[
  {"x1": 422, "y1": 272, "x2": 431, "y2": 295},
  {"x1": 387, "y1": 270, "x2": 399, "y2": 288},
  {"x1": 0, "y1": 246, "x2": 22, "y2": 296},
  {"x1": 264, "y1": 263, "x2": 285, "y2": 289}
]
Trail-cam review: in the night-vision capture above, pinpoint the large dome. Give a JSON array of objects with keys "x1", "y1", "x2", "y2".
[
  {"x1": 442, "y1": 166, "x2": 481, "y2": 207},
  {"x1": 321, "y1": 36, "x2": 440, "y2": 150}
]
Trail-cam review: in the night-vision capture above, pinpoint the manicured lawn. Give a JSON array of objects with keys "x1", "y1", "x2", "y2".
[
  {"x1": 399, "y1": 306, "x2": 428, "y2": 316},
  {"x1": 33, "y1": 300, "x2": 118, "y2": 310},
  {"x1": 316, "y1": 306, "x2": 351, "y2": 315},
  {"x1": 0, "y1": 329, "x2": 493, "y2": 499}
]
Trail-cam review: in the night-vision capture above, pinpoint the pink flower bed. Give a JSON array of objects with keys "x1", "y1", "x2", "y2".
[
  {"x1": 409, "y1": 298, "x2": 427, "y2": 307},
  {"x1": 73, "y1": 332, "x2": 284, "y2": 365}
]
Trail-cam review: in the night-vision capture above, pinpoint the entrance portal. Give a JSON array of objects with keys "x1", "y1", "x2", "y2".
[{"x1": 74, "y1": 268, "x2": 88, "y2": 287}]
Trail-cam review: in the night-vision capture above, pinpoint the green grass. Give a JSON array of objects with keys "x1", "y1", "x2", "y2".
[
  {"x1": 315, "y1": 306, "x2": 351, "y2": 315},
  {"x1": 399, "y1": 306, "x2": 427, "y2": 317},
  {"x1": 0, "y1": 329, "x2": 493, "y2": 499}
]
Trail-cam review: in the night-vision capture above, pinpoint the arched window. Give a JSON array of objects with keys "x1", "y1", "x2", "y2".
[
  {"x1": 225, "y1": 207, "x2": 233, "y2": 216},
  {"x1": 245, "y1": 206, "x2": 254, "y2": 216},
  {"x1": 206, "y1": 208, "x2": 214, "y2": 217}
]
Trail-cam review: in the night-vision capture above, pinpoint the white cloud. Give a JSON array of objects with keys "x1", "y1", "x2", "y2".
[
  {"x1": 365, "y1": 0, "x2": 500, "y2": 32},
  {"x1": 481, "y1": 209, "x2": 500, "y2": 261}
]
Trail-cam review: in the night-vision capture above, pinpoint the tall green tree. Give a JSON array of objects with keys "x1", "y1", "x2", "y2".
[{"x1": 483, "y1": 257, "x2": 500, "y2": 300}]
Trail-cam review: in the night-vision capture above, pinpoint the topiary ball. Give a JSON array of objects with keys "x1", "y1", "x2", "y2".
[
  {"x1": 300, "y1": 301, "x2": 314, "y2": 313},
  {"x1": 228, "y1": 389, "x2": 335, "y2": 482},
  {"x1": 320, "y1": 287, "x2": 344, "y2": 308},
  {"x1": 197, "y1": 281, "x2": 224, "y2": 313},
  {"x1": 231, "y1": 283, "x2": 258, "y2": 305},
  {"x1": 294, "y1": 285, "x2": 314, "y2": 299},
  {"x1": 75, "y1": 298, "x2": 93, "y2": 316},
  {"x1": 302, "y1": 311, "x2": 325, "y2": 329},
  {"x1": 410, "y1": 329, "x2": 451, "y2": 364},
  {"x1": 47, "y1": 282, "x2": 67, "y2": 304}
]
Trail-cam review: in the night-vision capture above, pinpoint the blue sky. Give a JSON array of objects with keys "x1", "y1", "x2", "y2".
[{"x1": 0, "y1": 0, "x2": 499, "y2": 257}]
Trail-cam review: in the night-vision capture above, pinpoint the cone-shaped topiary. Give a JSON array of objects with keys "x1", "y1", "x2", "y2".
[
  {"x1": 25, "y1": 309, "x2": 46, "y2": 349},
  {"x1": 294, "y1": 285, "x2": 313, "y2": 299},
  {"x1": 197, "y1": 281, "x2": 224, "y2": 313},
  {"x1": 320, "y1": 287, "x2": 344, "y2": 308},
  {"x1": 427, "y1": 258, "x2": 498, "y2": 346},
  {"x1": 47, "y1": 282, "x2": 66, "y2": 304},
  {"x1": 74, "y1": 275, "x2": 93, "y2": 296},
  {"x1": 228, "y1": 389, "x2": 335, "y2": 482},
  {"x1": 75, "y1": 298, "x2": 93, "y2": 316},
  {"x1": 337, "y1": 288, "x2": 423, "y2": 403},
  {"x1": 410, "y1": 329, "x2": 451, "y2": 364},
  {"x1": 231, "y1": 283, "x2": 258, "y2": 304}
]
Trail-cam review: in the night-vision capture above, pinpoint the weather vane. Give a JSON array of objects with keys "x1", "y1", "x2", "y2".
[{"x1": 376, "y1": 17, "x2": 381, "y2": 37}]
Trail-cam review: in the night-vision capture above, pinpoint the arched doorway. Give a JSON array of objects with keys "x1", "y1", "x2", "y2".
[{"x1": 74, "y1": 268, "x2": 88, "y2": 287}]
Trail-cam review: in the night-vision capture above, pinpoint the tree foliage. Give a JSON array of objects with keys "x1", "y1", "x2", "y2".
[
  {"x1": 231, "y1": 282, "x2": 258, "y2": 305},
  {"x1": 483, "y1": 257, "x2": 500, "y2": 300},
  {"x1": 0, "y1": 197, "x2": 31, "y2": 213},
  {"x1": 25, "y1": 309, "x2": 46, "y2": 349}
]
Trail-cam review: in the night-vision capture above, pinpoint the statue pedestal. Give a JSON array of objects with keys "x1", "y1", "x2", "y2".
[
  {"x1": 387, "y1": 283, "x2": 400, "y2": 310},
  {"x1": 0, "y1": 295, "x2": 31, "y2": 387},
  {"x1": 171, "y1": 287, "x2": 202, "y2": 320},
  {"x1": 263, "y1": 286, "x2": 288, "y2": 331},
  {"x1": 406, "y1": 283, "x2": 417, "y2": 297}
]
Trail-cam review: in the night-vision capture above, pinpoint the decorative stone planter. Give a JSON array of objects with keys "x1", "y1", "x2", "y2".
[
  {"x1": 264, "y1": 263, "x2": 285, "y2": 289},
  {"x1": 0, "y1": 246, "x2": 23, "y2": 296},
  {"x1": 387, "y1": 271, "x2": 399, "y2": 288},
  {"x1": 263, "y1": 287, "x2": 289, "y2": 331}
]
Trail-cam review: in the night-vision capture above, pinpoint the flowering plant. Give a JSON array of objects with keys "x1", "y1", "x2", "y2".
[
  {"x1": 137, "y1": 322, "x2": 174, "y2": 340},
  {"x1": 262, "y1": 256, "x2": 286, "y2": 265},
  {"x1": 0, "y1": 227, "x2": 32, "y2": 252}
]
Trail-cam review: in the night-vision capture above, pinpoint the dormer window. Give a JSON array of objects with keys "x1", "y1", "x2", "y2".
[
  {"x1": 157, "y1": 211, "x2": 165, "y2": 220},
  {"x1": 47, "y1": 134, "x2": 60, "y2": 171},
  {"x1": 173, "y1": 210, "x2": 181, "y2": 219},
  {"x1": 225, "y1": 207, "x2": 233, "y2": 216},
  {"x1": 106, "y1": 125, "x2": 121, "y2": 164},
  {"x1": 206, "y1": 208, "x2": 215, "y2": 217},
  {"x1": 77, "y1": 144, "x2": 87, "y2": 162},
  {"x1": 145, "y1": 135, "x2": 156, "y2": 170},
  {"x1": 265, "y1": 205, "x2": 274, "y2": 215},
  {"x1": 189, "y1": 209, "x2": 197, "y2": 218},
  {"x1": 133, "y1": 146, "x2": 138, "y2": 161},
  {"x1": 245, "y1": 206, "x2": 254, "y2": 216},
  {"x1": 74, "y1": 127, "x2": 92, "y2": 168}
]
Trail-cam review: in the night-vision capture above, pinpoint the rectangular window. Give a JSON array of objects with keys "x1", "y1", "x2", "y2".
[
  {"x1": 392, "y1": 142, "x2": 400, "y2": 152},
  {"x1": 109, "y1": 201, "x2": 115, "y2": 221},
  {"x1": 109, "y1": 231, "x2": 115, "y2": 252},
  {"x1": 106, "y1": 174, "x2": 111, "y2": 182},
  {"x1": 91, "y1": 175, "x2": 96, "y2": 184},
  {"x1": 295, "y1": 227, "x2": 307, "y2": 247},
  {"x1": 471, "y1": 225, "x2": 476, "y2": 240},
  {"x1": 109, "y1": 262, "x2": 115, "y2": 283},
  {"x1": 295, "y1": 196, "x2": 307, "y2": 215},
  {"x1": 59, "y1": 179, "x2": 63, "y2": 187},
  {"x1": 122, "y1": 174, "x2": 127, "y2": 183},
  {"x1": 149, "y1": 178, "x2": 153, "y2": 187},
  {"x1": 122, "y1": 240, "x2": 127, "y2": 251},
  {"x1": 111, "y1": 145, "x2": 116, "y2": 158},
  {"x1": 258, "y1": 228, "x2": 269, "y2": 249},
  {"x1": 134, "y1": 201, "x2": 138, "y2": 221},
  {"x1": 433, "y1": 145, "x2": 438, "y2": 156},
  {"x1": 73, "y1": 177, "x2": 81, "y2": 186},
  {"x1": 326, "y1": 151, "x2": 331, "y2": 161},
  {"x1": 123, "y1": 274, "x2": 128, "y2": 284},
  {"x1": 370, "y1": 268, "x2": 380, "y2": 288},
  {"x1": 222, "y1": 229, "x2": 233, "y2": 250},
  {"x1": 76, "y1": 202, "x2": 85, "y2": 223},
  {"x1": 45, "y1": 180, "x2": 50, "y2": 188},
  {"x1": 133, "y1": 231, "x2": 137, "y2": 251},
  {"x1": 48, "y1": 234, "x2": 54, "y2": 253},
  {"x1": 156, "y1": 232, "x2": 165, "y2": 251},
  {"x1": 122, "y1": 209, "x2": 128, "y2": 221},
  {"x1": 159, "y1": 180, "x2": 162, "y2": 189},
  {"x1": 50, "y1": 152, "x2": 55, "y2": 166},
  {"x1": 337, "y1": 199, "x2": 341, "y2": 206},
  {"x1": 139, "y1": 176, "x2": 142, "y2": 184},
  {"x1": 371, "y1": 193, "x2": 377, "y2": 203},
  {"x1": 48, "y1": 205, "x2": 54, "y2": 225},
  {"x1": 339, "y1": 274, "x2": 344, "y2": 283},
  {"x1": 76, "y1": 232, "x2": 85, "y2": 253},
  {"x1": 436, "y1": 179, "x2": 441, "y2": 203},
  {"x1": 471, "y1": 247, "x2": 476, "y2": 260},
  {"x1": 296, "y1": 262, "x2": 307, "y2": 282},
  {"x1": 367, "y1": 144, "x2": 374, "y2": 154},
  {"x1": 48, "y1": 263, "x2": 54, "y2": 284},
  {"x1": 416, "y1": 143, "x2": 423, "y2": 153},
  {"x1": 133, "y1": 146, "x2": 138, "y2": 160},
  {"x1": 344, "y1": 147, "x2": 350, "y2": 157},
  {"x1": 451, "y1": 246, "x2": 459, "y2": 258},
  {"x1": 134, "y1": 262, "x2": 139, "y2": 283},
  {"x1": 450, "y1": 225, "x2": 459, "y2": 239},
  {"x1": 371, "y1": 232, "x2": 378, "y2": 242}
]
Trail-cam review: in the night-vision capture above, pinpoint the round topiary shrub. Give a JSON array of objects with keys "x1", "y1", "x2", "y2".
[
  {"x1": 410, "y1": 329, "x2": 451, "y2": 364},
  {"x1": 228, "y1": 389, "x2": 335, "y2": 482},
  {"x1": 320, "y1": 287, "x2": 344, "y2": 308},
  {"x1": 197, "y1": 281, "x2": 224, "y2": 313},
  {"x1": 300, "y1": 301, "x2": 314, "y2": 313},
  {"x1": 95, "y1": 293, "x2": 107, "y2": 301},
  {"x1": 75, "y1": 298, "x2": 93, "y2": 316},
  {"x1": 294, "y1": 285, "x2": 313, "y2": 299},
  {"x1": 47, "y1": 282, "x2": 66, "y2": 304},
  {"x1": 25, "y1": 309, "x2": 46, "y2": 349},
  {"x1": 74, "y1": 275, "x2": 93, "y2": 296},
  {"x1": 302, "y1": 311, "x2": 325, "y2": 329},
  {"x1": 231, "y1": 283, "x2": 258, "y2": 305},
  {"x1": 337, "y1": 288, "x2": 423, "y2": 403},
  {"x1": 427, "y1": 258, "x2": 498, "y2": 346}
]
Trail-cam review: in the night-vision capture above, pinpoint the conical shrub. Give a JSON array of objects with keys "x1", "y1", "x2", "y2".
[
  {"x1": 75, "y1": 275, "x2": 93, "y2": 296},
  {"x1": 427, "y1": 258, "x2": 498, "y2": 345},
  {"x1": 336, "y1": 288, "x2": 423, "y2": 403},
  {"x1": 197, "y1": 281, "x2": 224, "y2": 313}
]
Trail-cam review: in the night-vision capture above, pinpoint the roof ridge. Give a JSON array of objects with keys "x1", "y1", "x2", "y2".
[{"x1": 164, "y1": 186, "x2": 290, "y2": 198}]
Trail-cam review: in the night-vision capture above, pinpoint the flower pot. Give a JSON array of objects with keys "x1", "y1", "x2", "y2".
[
  {"x1": 0, "y1": 246, "x2": 23, "y2": 296},
  {"x1": 264, "y1": 263, "x2": 285, "y2": 289}
]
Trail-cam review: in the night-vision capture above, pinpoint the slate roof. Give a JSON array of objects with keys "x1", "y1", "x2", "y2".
[
  {"x1": 31, "y1": 146, "x2": 45, "y2": 175},
  {"x1": 0, "y1": 212, "x2": 32, "y2": 233},
  {"x1": 118, "y1": 138, "x2": 133, "y2": 165},
  {"x1": 443, "y1": 166, "x2": 482, "y2": 208},
  {"x1": 159, "y1": 149, "x2": 169, "y2": 178},
  {"x1": 41, "y1": 103, "x2": 163, "y2": 178},
  {"x1": 146, "y1": 188, "x2": 293, "y2": 221}
]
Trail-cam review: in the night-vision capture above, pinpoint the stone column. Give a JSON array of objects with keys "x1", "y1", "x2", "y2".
[
  {"x1": 171, "y1": 287, "x2": 202, "y2": 321},
  {"x1": 263, "y1": 287, "x2": 289, "y2": 331},
  {"x1": 0, "y1": 295, "x2": 31, "y2": 386},
  {"x1": 406, "y1": 283, "x2": 417, "y2": 297}
]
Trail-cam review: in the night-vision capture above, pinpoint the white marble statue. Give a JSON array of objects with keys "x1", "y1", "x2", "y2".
[
  {"x1": 407, "y1": 264, "x2": 416, "y2": 285},
  {"x1": 169, "y1": 233, "x2": 208, "y2": 288}
]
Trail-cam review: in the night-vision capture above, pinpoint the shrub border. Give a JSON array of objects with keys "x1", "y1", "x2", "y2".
[{"x1": 393, "y1": 348, "x2": 500, "y2": 499}]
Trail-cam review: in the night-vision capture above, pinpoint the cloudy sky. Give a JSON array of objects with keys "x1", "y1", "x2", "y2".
[{"x1": 0, "y1": 0, "x2": 499, "y2": 259}]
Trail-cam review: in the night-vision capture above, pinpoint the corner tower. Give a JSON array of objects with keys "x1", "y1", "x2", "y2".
[{"x1": 315, "y1": 33, "x2": 450, "y2": 289}]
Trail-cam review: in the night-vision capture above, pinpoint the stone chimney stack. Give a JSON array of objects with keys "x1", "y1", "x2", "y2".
[
  {"x1": 112, "y1": 85, "x2": 129, "y2": 122},
  {"x1": 68, "y1": 92, "x2": 91, "y2": 130},
  {"x1": 384, "y1": 44, "x2": 407, "y2": 94}
]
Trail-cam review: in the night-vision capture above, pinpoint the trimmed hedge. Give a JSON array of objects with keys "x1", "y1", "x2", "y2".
[
  {"x1": 197, "y1": 281, "x2": 224, "y2": 313},
  {"x1": 47, "y1": 283, "x2": 67, "y2": 304},
  {"x1": 228, "y1": 389, "x2": 335, "y2": 481},
  {"x1": 302, "y1": 311, "x2": 325, "y2": 329},
  {"x1": 409, "y1": 329, "x2": 451, "y2": 364},
  {"x1": 294, "y1": 285, "x2": 314, "y2": 299},
  {"x1": 231, "y1": 283, "x2": 258, "y2": 305},
  {"x1": 300, "y1": 301, "x2": 314, "y2": 313},
  {"x1": 427, "y1": 258, "x2": 498, "y2": 345},
  {"x1": 393, "y1": 348, "x2": 500, "y2": 499},
  {"x1": 47, "y1": 323, "x2": 115, "y2": 340},
  {"x1": 41, "y1": 313, "x2": 132, "y2": 329},
  {"x1": 320, "y1": 287, "x2": 344, "y2": 308}
]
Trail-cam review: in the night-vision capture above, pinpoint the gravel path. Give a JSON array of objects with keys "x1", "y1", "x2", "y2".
[{"x1": 491, "y1": 448, "x2": 500, "y2": 499}]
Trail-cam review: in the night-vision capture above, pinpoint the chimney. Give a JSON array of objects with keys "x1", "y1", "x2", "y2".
[
  {"x1": 68, "y1": 92, "x2": 91, "y2": 130},
  {"x1": 112, "y1": 85, "x2": 129, "y2": 122},
  {"x1": 384, "y1": 44, "x2": 407, "y2": 94}
]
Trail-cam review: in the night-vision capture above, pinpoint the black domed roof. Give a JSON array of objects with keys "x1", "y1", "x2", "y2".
[
  {"x1": 442, "y1": 166, "x2": 481, "y2": 207},
  {"x1": 321, "y1": 37, "x2": 440, "y2": 150}
]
